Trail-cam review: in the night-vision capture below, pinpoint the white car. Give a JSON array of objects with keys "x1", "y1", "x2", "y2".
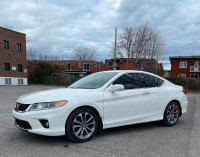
[{"x1": 12, "y1": 70, "x2": 188, "y2": 142}]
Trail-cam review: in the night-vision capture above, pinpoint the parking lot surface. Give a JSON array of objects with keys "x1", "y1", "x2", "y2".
[{"x1": 0, "y1": 85, "x2": 200, "y2": 157}]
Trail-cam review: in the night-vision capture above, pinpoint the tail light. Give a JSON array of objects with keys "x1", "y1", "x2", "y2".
[{"x1": 182, "y1": 89, "x2": 187, "y2": 95}]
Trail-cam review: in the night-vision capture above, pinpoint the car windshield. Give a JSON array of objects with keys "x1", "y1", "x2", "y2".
[{"x1": 69, "y1": 72, "x2": 119, "y2": 89}]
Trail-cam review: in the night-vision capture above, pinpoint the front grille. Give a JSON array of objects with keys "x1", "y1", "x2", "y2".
[
  {"x1": 15, "y1": 118, "x2": 32, "y2": 130},
  {"x1": 15, "y1": 103, "x2": 30, "y2": 112}
]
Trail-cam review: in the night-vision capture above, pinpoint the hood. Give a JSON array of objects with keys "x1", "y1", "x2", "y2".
[{"x1": 17, "y1": 88, "x2": 94, "y2": 104}]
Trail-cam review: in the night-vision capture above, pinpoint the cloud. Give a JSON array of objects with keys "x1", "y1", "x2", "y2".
[{"x1": 0, "y1": 0, "x2": 200, "y2": 70}]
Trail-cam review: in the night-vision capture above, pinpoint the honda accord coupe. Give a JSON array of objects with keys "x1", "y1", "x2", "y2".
[{"x1": 12, "y1": 70, "x2": 188, "y2": 142}]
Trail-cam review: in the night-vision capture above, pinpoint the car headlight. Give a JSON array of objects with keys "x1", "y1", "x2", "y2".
[{"x1": 29, "y1": 100, "x2": 68, "y2": 111}]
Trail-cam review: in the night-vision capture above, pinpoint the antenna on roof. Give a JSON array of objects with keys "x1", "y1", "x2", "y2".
[{"x1": 5, "y1": 25, "x2": 13, "y2": 30}]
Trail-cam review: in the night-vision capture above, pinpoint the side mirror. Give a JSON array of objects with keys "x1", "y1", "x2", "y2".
[{"x1": 109, "y1": 84, "x2": 124, "y2": 92}]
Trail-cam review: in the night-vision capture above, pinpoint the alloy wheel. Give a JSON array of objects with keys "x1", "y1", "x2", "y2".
[
  {"x1": 72, "y1": 112, "x2": 96, "y2": 139},
  {"x1": 167, "y1": 104, "x2": 179, "y2": 124}
]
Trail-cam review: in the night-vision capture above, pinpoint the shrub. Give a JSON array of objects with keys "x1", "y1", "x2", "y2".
[{"x1": 166, "y1": 77, "x2": 200, "y2": 91}]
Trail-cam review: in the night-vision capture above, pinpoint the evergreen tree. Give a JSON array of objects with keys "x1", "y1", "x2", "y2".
[
  {"x1": 157, "y1": 63, "x2": 164, "y2": 77},
  {"x1": 33, "y1": 62, "x2": 61, "y2": 83}
]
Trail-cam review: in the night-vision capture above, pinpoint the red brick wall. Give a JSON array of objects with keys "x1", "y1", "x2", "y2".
[
  {"x1": 104, "y1": 59, "x2": 114, "y2": 71},
  {"x1": 47, "y1": 60, "x2": 105, "y2": 72},
  {"x1": 104, "y1": 58, "x2": 156, "y2": 73},
  {"x1": 170, "y1": 58, "x2": 200, "y2": 78},
  {"x1": 119, "y1": 58, "x2": 135, "y2": 70},
  {"x1": 0, "y1": 27, "x2": 27, "y2": 78}
]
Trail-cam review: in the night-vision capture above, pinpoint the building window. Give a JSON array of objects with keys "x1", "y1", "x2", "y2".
[
  {"x1": 78, "y1": 62, "x2": 81, "y2": 68},
  {"x1": 18, "y1": 79, "x2": 24, "y2": 85},
  {"x1": 179, "y1": 61, "x2": 187, "y2": 68},
  {"x1": 95, "y1": 64, "x2": 98, "y2": 72},
  {"x1": 3, "y1": 40, "x2": 9, "y2": 49},
  {"x1": 73, "y1": 62, "x2": 76, "y2": 67},
  {"x1": 178, "y1": 74, "x2": 186, "y2": 78},
  {"x1": 18, "y1": 64, "x2": 23, "y2": 72},
  {"x1": 5, "y1": 63, "x2": 10, "y2": 71},
  {"x1": 194, "y1": 61, "x2": 199, "y2": 68},
  {"x1": 17, "y1": 43, "x2": 22, "y2": 52},
  {"x1": 65, "y1": 63, "x2": 71, "y2": 70},
  {"x1": 84, "y1": 63, "x2": 90, "y2": 71},
  {"x1": 190, "y1": 74, "x2": 199, "y2": 79},
  {"x1": 53, "y1": 62, "x2": 59, "y2": 65},
  {"x1": 146, "y1": 62, "x2": 151, "y2": 67},
  {"x1": 108, "y1": 62, "x2": 112, "y2": 67},
  {"x1": 5, "y1": 78, "x2": 11, "y2": 85}
]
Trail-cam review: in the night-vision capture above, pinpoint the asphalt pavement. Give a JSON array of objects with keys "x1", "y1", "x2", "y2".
[{"x1": 0, "y1": 85, "x2": 200, "y2": 157}]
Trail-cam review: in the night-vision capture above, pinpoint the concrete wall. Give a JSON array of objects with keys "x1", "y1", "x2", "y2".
[{"x1": 0, "y1": 76, "x2": 28, "y2": 85}]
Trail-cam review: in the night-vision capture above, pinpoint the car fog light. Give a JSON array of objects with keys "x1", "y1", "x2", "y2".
[{"x1": 39, "y1": 120, "x2": 49, "y2": 128}]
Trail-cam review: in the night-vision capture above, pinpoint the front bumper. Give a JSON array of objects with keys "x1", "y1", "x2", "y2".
[{"x1": 12, "y1": 106, "x2": 70, "y2": 136}]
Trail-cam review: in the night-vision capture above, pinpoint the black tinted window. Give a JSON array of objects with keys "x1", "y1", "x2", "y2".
[
  {"x1": 143, "y1": 74, "x2": 164, "y2": 87},
  {"x1": 113, "y1": 73, "x2": 164, "y2": 90},
  {"x1": 113, "y1": 73, "x2": 135, "y2": 89}
]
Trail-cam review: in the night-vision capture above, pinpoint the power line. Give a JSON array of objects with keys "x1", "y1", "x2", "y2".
[
  {"x1": 21, "y1": 22, "x2": 200, "y2": 36},
  {"x1": 27, "y1": 42, "x2": 200, "y2": 51}
]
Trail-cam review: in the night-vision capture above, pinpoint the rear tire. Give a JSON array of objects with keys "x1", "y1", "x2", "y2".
[
  {"x1": 66, "y1": 108, "x2": 99, "y2": 143},
  {"x1": 163, "y1": 101, "x2": 180, "y2": 126}
]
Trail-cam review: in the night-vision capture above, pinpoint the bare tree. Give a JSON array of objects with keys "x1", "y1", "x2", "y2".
[
  {"x1": 118, "y1": 27, "x2": 136, "y2": 58},
  {"x1": 73, "y1": 47, "x2": 97, "y2": 60},
  {"x1": 27, "y1": 49, "x2": 37, "y2": 61},
  {"x1": 109, "y1": 41, "x2": 122, "y2": 58},
  {"x1": 27, "y1": 49, "x2": 61, "y2": 82},
  {"x1": 26, "y1": 49, "x2": 38, "y2": 82},
  {"x1": 111, "y1": 22, "x2": 165, "y2": 61},
  {"x1": 27, "y1": 50, "x2": 60, "y2": 61},
  {"x1": 132, "y1": 23, "x2": 165, "y2": 60},
  {"x1": 110, "y1": 22, "x2": 165, "y2": 72}
]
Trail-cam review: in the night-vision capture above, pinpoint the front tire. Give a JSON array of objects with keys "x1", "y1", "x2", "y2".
[
  {"x1": 163, "y1": 101, "x2": 180, "y2": 126},
  {"x1": 66, "y1": 108, "x2": 99, "y2": 143}
]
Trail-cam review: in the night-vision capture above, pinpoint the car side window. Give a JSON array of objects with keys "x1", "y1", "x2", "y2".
[
  {"x1": 113, "y1": 74, "x2": 135, "y2": 90},
  {"x1": 113, "y1": 73, "x2": 164, "y2": 90},
  {"x1": 143, "y1": 74, "x2": 164, "y2": 87},
  {"x1": 113, "y1": 73, "x2": 146, "y2": 90},
  {"x1": 130, "y1": 73, "x2": 146, "y2": 88}
]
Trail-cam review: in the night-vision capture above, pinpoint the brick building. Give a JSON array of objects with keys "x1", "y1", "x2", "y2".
[
  {"x1": 105, "y1": 58, "x2": 157, "y2": 73},
  {"x1": 170, "y1": 56, "x2": 200, "y2": 79},
  {"x1": 46, "y1": 60, "x2": 105, "y2": 76},
  {"x1": 0, "y1": 27, "x2": 27, "y2": 85},
  {"x1": 164, "y1": 70, "x2": 171, "y2": 77}
]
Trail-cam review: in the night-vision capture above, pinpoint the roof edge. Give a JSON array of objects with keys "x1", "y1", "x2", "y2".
[
  {"x1": 0, "y1": 26, "x2": 26, "y2": 35},
  {"x1": 169, "y1": 56, "x2": 200, "y2": 59}
]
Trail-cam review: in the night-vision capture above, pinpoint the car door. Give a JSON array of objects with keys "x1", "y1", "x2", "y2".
[
  {"x1": 103, "y1": 73, "x2": 154, "y2": 128},
  {"x1": 143, "y1": 74, "x2": 169, "y2": 119}
]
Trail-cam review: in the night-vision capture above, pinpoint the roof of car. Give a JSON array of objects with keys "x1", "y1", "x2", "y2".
[
  {"x1": 100, "y1": 70, "x2": 167, "y2": 81},
  {"x1": 101, "y1": 70, "x2": 152, "y2": 74}
]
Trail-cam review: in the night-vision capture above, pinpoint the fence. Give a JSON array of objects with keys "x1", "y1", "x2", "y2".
[
  {"x1": 42, "y1": 75, "x2": 81, "y2": 86},
  {"x1": 166, "y1": 77, "x2": 200, "y2": 91},
  {"x1": 39, "y1": 75, "x2": 200, "y2": 91}
]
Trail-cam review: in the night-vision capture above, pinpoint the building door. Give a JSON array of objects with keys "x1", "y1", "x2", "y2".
[{"x1": 65, "y1": 63, "x2": 71, "y2": 71}]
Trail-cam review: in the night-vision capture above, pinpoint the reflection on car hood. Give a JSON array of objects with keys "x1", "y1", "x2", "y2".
[{"x1": 17, "y1": 88, "x2": 94, "y2": 104}]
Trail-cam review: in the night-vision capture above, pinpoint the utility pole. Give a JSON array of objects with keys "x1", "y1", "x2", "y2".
[
  {"x1": 113, "y1": 27, "x2": 117, "y2": 70},
  {"x1": 156, "y1": 55, "x2": 158, "y2": 74}
]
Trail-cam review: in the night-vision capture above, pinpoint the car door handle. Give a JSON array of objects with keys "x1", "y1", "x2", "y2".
[{"x1": 143, "y1": 91, "x2": 149, "y2": 95}]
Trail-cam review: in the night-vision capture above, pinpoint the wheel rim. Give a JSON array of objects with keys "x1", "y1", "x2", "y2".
[
  {"x1": 167, "y1": 104, "x2": 179, "y2": 124},
  {"x1": 72, "y1": 112, "x2": 96, "y2": 139}
]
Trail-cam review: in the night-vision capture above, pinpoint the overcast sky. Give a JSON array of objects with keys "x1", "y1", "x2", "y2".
[{"x1": 0, "y1": 0, "x2": 200, "y2": 69}]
